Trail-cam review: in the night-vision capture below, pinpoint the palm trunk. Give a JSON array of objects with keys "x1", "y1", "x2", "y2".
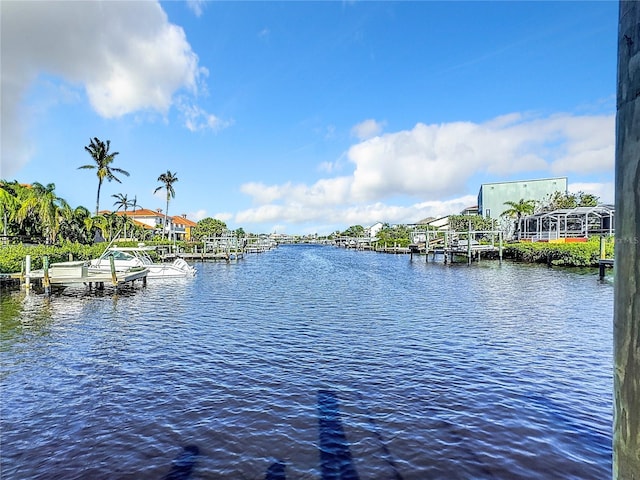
[
  {"x1": 96, "y1": 180, "x2": 102, "y2": 216},
  {"x1": 164, "y1": 197, "x2": 169, "y2": 240}
]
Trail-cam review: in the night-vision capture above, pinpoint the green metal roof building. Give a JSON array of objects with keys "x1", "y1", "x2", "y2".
[{"x1": 477, "y1": 177, "x2": 568, "y2": 219}]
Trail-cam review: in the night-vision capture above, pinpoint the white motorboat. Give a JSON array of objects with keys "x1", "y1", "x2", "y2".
[{"x1": 89, "y1": 246, "x2": 196, "y2": 278}]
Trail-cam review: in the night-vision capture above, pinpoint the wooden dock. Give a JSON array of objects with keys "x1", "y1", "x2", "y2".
[
  {"x1": 175, "y1": 252, "x2": 244, "y2": 262},
  {"x1": 20, "y1": 258, "x2": 148, "y2": 294}
]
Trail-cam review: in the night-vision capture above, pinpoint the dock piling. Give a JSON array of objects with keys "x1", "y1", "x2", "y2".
[
  {"x1": 24, "y1": 255, "x2": 31, "y2": 291},
  {"x1": 43, "y1": 256, "x2": 51, "y2": 296},
  {"x1": 109, "y1": 255, "x2": 117, "y2": 285},
  {"x1": 614, "y1": 2, "x2": 640, "y2": 476}
]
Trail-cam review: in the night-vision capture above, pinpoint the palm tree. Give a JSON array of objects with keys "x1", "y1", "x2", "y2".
[
  {"x1": 78, "y1": 137, "x2": 129, "y2": 215},
  {"x1": 59, "y1": 205, "x2": 93, "y2": 244},
  {"x1": 112, "y1": 193, "x2": 134, "y2": 239},
  {"x1": 0, "y1": 180, "x2": 20, "y2": 239},
  {"x1": 502, "y1": 199, "x2": 536, "y2": 239},
  {"x1": 154, "y1": 170, "x2": 178, "y2": 239},
  {"x1": 15, "y1": 182, "x2": 69, "y2": 244},
  {"x1": 112, "y1": 193, "x2": 132, "y2": 212}
]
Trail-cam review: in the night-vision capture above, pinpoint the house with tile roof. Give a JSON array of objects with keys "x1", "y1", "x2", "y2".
[
  {"x1": 172, "y1": 214, "x2": 198, "y2": 241},
  {"x1": 103, "y1": 208, "x2": 198, "y2": 240},
  {"x1": 117, "y1": 208, "x2": 166, "y2": 233}
]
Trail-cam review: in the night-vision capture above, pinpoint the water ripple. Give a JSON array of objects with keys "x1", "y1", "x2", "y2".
[{"x1": 1, "y1": 245, "x2": 612, "y2": 479}]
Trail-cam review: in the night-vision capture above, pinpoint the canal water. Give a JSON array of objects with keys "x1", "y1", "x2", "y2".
[{"x1": 1, "y1": 245, "x2": 613, "y2": 479}]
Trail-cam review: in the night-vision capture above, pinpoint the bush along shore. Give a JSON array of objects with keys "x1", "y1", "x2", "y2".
[{"x1": 503, "y1": 236, "x2": 614, "y2": 267}]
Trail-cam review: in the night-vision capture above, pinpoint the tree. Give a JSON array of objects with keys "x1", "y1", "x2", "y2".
[
  {"x1": 0, "y1": 180, "x2": 20, "y2": 238},
  {"x1": 542, "y1": 191, "x2": 600, "y2": 211},
  {"x1": 58, "y1": 206, "x2": 93, "y2": 244},
  {"x1": 112, "y1": 193, "x2": 132, "y2": 212},
  {"x1": 376, "y1": 224, "x2": 413, "y2": 246},
  {"x1": 502, "y1": 199, "x2": 536, "y2": 222},
  {"x1": 192, "y1": 218, "x2": 227, "y2": 239},
  {"x1": 112, "y1": 193, "x2": 134, "y2": 239},
  {"x1": 342, "y1": 225, "x2": 365, "y2": 237},
  {"x1": 78, "y1": 137, "x2": 129, "y2": 215},
  {"x1": 502, "y1": 199, "x2": 536, "y2": 239},
  {"x1": 15, "y1": 182, "x2": 69, "y2": 244},
  {"x1": 154, "y1": 170, "x2": 178, "y2": 239}
]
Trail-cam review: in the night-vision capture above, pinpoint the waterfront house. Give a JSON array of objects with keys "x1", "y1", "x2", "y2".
[
  {"x1": 477, "y1": 177, "x2": 568, "y2": 219},
  {"x1": 171, "y1": 214, "x2": 198, "y2": 241},
  {"x1": 117, "y1": 208, "x2": 168, "y2": 236},
  {"x1": 365, "y1": 222, "x2": 384, "y2": 239}
]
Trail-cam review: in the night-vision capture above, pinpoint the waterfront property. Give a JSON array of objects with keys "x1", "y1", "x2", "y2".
[
  {"x1": 517, "y1": 204, "x2": 615, "y2": 242},
  {"x1": 477, "y1": 177, "x2": 568, "y2": 219}
]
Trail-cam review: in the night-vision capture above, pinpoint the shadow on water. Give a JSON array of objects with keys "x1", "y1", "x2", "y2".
[
  {"x1": 162, "y1": 390, "x2": 362, "y2": 480},
  {"x1": 164, "y1": 445, "x2": 199, "y2": 480},
  {"x1": 265, "y1": 460, "x2": 287, "y2": 479},
  {"x1": 318, "y1": 389, "x2": 360, "y2": 480}
]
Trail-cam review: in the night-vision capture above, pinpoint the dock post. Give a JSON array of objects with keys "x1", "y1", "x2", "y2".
[
  {"x1": 614, "y1": 2, "x2": 640, "y2": 477},
  {"x1": 24, "y1": 255, "x2": 31, "y2": 291},
  {"x1": 599, "y1": 236, "x2": 607, "y2": 281},
  {"x1": 499, "y1": 232, "x2": 503, "y2": 263},
  {"x1": 467, "y1": 220, "x2": 472, "y2": 265},
  {"x1": 43, "y1": 256, "x2": 50, "y2": 296},
  {"x1": 109, "y1": 254, "x2": 117, "y2": 285}
]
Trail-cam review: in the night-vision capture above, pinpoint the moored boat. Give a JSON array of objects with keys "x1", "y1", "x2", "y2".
[{"x1": 89, "y1": 246, "x2": 196, "y2": 278}]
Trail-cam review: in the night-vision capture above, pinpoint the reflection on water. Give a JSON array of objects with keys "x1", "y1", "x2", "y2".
[{"x1": 0, "y1": 245, "x2": 612, "y2": 479}]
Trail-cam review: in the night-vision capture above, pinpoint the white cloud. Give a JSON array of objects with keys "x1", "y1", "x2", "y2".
[
  {"x1": 187, "y1": 0, "x2": 206, "y2": 17},
  {"x1": 351, "y1": 118, "x2": 385, "y2": 140},
  {"x1": 190, "y1": 209, "x2": 208, "y2": 221},
  {"x1": 240, "y1": 182, "x2": 287, "y2": 204},
  {"x1": 178, "y1": 99, "x2": 232, "y2": 132},
  {"x1": 234, "y1": 194, "x2": 478, "y2": 228},
  {"x1": 347, "y1": 113, "x2": 613, "y2": 202},
  {"x1": 236, "y1": 112, "x2": 614, "y2": 232},
  {"x1": 214, "y1": 212, "x2": 234, "y2": 222},
  {"x1": 0, "y1": 0, "x2": 219, "y2": 177}
]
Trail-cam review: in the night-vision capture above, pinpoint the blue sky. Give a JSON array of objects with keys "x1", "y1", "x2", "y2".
[{"x1": 1, "y1": 1, "x2": 617, "y2": 235}]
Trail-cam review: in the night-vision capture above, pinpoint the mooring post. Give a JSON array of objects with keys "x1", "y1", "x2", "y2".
[
  {"x1": 614, "y1": 2, "x2": 640, "y2": 477},
  {"x1": 467, "y1": 219, "x2": 472, "y2": 265},
  {"x1": 43, "y1": 256, "x2": 50, "y2": 296},
  {"x1": 109, "y1": 254, "x2": 117, "y2": 285},
  {"x1": 24, "y1": 255, "x2": 31, "y2": 291},
  {"x1": 599, "y1": 236, "x2": 607, "y2": 281}
]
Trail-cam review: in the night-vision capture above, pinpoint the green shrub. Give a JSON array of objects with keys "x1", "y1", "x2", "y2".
[
  {"x1": 504, "y1": 236, "x2": 614, "y2": 267},
  {"x1": 0, "y1": 243, "x2": 107, "y2": 274}
]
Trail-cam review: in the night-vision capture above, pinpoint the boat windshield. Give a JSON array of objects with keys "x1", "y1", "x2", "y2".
[{"x1": 108, "y1": 250, "x2": 135, "y2": 261}]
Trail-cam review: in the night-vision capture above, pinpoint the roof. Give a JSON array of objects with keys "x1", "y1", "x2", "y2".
[
  {"x1": 172, "y1": 215, "x2": 197, "y2": 227},
  {"x1": 131, "y1": 219, "x2": 154, "y2": 229},
  {"x1": 522, "y1": 204, "x2": 615, "y2": 220},
  {"x1": 480, "y1": 177, "x2": 568, "y2": 188},
  {"x1": 121, "y1": 208, "x2": 164, "y2": 217}
]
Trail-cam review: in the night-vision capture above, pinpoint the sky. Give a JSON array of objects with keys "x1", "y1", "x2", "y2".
[{"x1": 1, "y1": 0, "x2": 618, "y2": 235}]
